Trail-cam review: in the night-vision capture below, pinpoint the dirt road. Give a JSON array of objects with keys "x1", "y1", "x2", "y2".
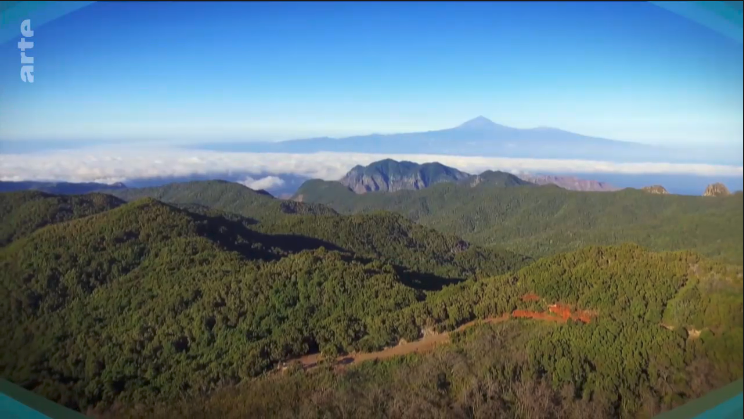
[
  {"x1": 287, "y1": 300, "x2": 593, "y2": 371},
  {"x1": 293, "y1": 315, "x2": 509, "y2": 370}
]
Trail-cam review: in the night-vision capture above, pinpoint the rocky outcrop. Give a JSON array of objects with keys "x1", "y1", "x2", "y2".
[
  {"x1": 339, "y1": 159, "x2": 470, "y2": 194},
  {"x1": 337, "y1": 160, "x2": 632, "y2": 194},
  {"x1": 641, "y1": 185, "x2": 669, "y2": 195},
  {"x1": 703, "y1": 183, "x2": 731, "y2": 197},
  {"x1": 518, "y1": 174, "x2": 618, "y2": 192}
]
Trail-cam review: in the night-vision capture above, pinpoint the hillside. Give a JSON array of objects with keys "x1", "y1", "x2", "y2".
[
  {"x1": 0, "y1": 195, "x2": 522, "y2": 410},
  {"x1": 461, "y1": 170, "x2": 534, "y2": 188},
  {"x1": 294, "y1": 180, "x2": 744, "y2": 264},
  {"x1": 97, "y1": 245, "x2": 742, "y2": 419},
  {"x1": 103, "y1": 180, "x2": 337, "y2": 220},
  {"x1": 340, "y1": 159, "x2": 471, "y2": 193},
  {"x1": 2, "y1": 189, "x2": 742, "y2": 418},
  {"x1": 0, "y1": 199, "x2": 427, "y2": 411},
  {"x1": 256, "y1": 212, "x2": 530, "y2": 285},
  {"x1": 0, "y1": 191, "x2": 125, "y2": 246},
  {"x1": 102, "y1": 181, "x2": 527, "y2": 281},
  {"x1": 1, "y1": 193, "x2": 741, "y2": 417}
]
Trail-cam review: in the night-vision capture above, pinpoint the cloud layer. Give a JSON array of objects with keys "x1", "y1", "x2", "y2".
[
  {"x1": 1, "y1": 145, "x2": 742, "y2": 185},
  {"x1": 237, "y1": 175, "x2": 286, "y2": 190}
]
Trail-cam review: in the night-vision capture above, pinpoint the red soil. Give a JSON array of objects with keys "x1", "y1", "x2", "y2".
[
  {"x1": 549, "y1": 304, "x2": 572, "y2": 320},
  {"x1": 512, "y1": 303, "x2": 593, "y2": 324}
]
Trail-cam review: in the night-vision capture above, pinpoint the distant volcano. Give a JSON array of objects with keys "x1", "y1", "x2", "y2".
[{"x1": 191, "y1": 116, "x2": 738, "y2": 165}]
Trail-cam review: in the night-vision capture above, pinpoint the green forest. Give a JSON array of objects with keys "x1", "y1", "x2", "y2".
[
  {"x1": 0, "y1": 191, "x2": 124, "y2": 246},
  {"x1": 294, "y1": 179, "x2": 744, "y2": 264},
  {"x1": 1, "y1": 184, "x2": 742, "y2": 418},
  {"x1": 105, "y1": 180, "x2": 338, "y2": 220}
]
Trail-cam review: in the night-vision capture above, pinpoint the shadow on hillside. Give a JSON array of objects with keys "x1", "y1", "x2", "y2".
[
  {"x1": 396, "y1": 269, "x2": 463, "y2": 291},
  {"x1": 174, "y1": 203, "x2": 261, "y2": 225},
  {"x1": 258, "y1": 232, "x2": 344, "y2": 254},
  {"x1": 182, "y1": 205, "x2": 467, "y2": 291},
  {"x1": 188, "y1": 209, "x2": 345, "y2": 261}
]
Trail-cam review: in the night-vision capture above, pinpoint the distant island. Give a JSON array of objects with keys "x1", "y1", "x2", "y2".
[{"x1": 191, "y1": 116, "x2": 740, "y2": 165}]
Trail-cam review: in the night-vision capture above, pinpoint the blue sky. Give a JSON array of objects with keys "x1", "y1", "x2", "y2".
[{"x1": 0, "y1": 1, "x2": 742, "y2": 149}]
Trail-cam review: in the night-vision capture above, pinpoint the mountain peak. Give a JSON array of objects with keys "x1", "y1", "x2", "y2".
[
  {"x1": 340, "y1": 159, "x2": 469, "y2": 194},
  {"x1": 457, "y1": 116, "x2": 500, "y2": 130},
  {"x1": 371, "y1": 158, "x2": 403, "y2": 166}
]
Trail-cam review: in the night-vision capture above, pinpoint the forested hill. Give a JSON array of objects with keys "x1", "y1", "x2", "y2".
[
  {"x1": 0, "y1": 191, "x2": 125, "y2": 246},
  {"x1": 102, "y1": 180, "x2": 338, "y2": 220},
  {"x1": 0, "y1": 196, "x2": 521, "y2": 409},
  {"x1": 1, "y1": 187, "x2": 741, "y2": 418},
  {"x1": 460, "y1": 169, "x2": 535, "y2": 188},
  {"x1": 294, "y1": 179, "x2": 744, "y2": 264},
  {"x1": 0, "y1": 188, "x2": 528, "y2": 284},
  {"x1": 0, "y1": 198, "x2": 423, "y2": 410},
  {"x1": 255, "y1": 212, "x2": 530, "y2": 284},
  {"x1": 96, "y1": 181, "x2": 529, "y2": 280},
  {"x1": 2, "y1": 198, "x2": 741, "y2": 418}
]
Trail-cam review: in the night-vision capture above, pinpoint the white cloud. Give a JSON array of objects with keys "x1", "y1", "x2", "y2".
[
  {"x1": 237, "y1": 175, "x2": 285, "y2": 190},
  {"x1": 0, "y1": 145, "x2": 741, "y2": 185}
]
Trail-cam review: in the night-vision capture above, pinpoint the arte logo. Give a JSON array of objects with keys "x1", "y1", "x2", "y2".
[{"x1": 18, "y1": 19, "x2": 34, "y2": 83}]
